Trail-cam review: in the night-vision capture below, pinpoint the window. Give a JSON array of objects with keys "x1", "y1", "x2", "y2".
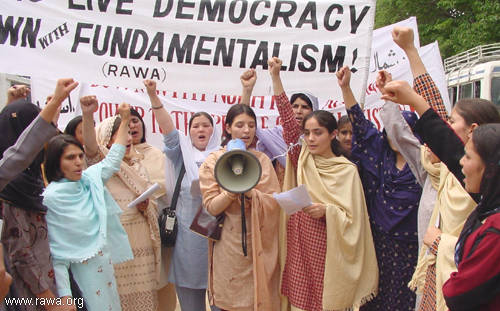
[
  {"x1": 459, "y1": 83, "x2": 473, "y2": 99},
  {"x1": 474, "y1": 80, "x2": 481, "y2": 98},
  {"x1": 448, "y1": 86, "x2": 458, "y2": 106},
  {"x1": 491, "y1": 77, "x2": 500, "y2": 109}
]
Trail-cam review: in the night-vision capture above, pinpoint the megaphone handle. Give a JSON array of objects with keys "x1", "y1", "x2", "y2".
[{"x1": 241, "y1": 193, "x2": 247, "y2": 257}]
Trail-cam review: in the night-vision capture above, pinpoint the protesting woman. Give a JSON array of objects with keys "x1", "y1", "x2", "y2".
[
  {"x1": 43, "y1": 103, "x2": 133, "y2": 311},
  {"x1": 199, "y1": 104, "x2": 281, "y2": 311},
  {"x1": 382, "y1": 79, "x2": 500, "y2": 311},
  {"x1": 272, "y1": 55, "x2": 378, "y2": 310},
  {"x1": 144, "y1": 79, "x2": 220, "y2": 311},
  {"x1": 82, "y1": 96, "x2": 161, "y2": 311}
]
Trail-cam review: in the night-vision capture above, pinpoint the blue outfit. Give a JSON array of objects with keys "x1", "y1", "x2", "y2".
[
  {"x1": 347, "y1": 104, "x2": 421, "y2": 311},
  {"x1": 43, "y1": 144, "x2": 133, "y2": 311},
  {"x1": 163, "y1": 130, "x2": 209, "y2": 288}
]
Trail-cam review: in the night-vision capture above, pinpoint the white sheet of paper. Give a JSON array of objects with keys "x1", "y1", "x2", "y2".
[
  {"x1": 273, "y1": 184, "x2": 312, "y2": 215},
  {"x1": 127, "y1": 183, "x2": 160, "y2": 209}
]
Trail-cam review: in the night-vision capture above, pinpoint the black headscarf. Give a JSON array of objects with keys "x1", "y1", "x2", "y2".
[
  {"x1": 0, "y1": 99, "x2": 46, "y2": 212},
  {"x1": 455, "y1": 124, "x2": 500, "y2": 265}
]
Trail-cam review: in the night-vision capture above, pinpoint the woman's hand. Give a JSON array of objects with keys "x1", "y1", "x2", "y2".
[
  {"x1": 336, "y1": 66, "x2": 352, "y2": 90},
  {"x1": 423, "y1": 226, "x2": 442, "y2": 248},
  {"x1": 137, "y1": 199, "x2": 149, "y2": 213},
  {"x1": 376, "y1": 70, "x2": 392, "y2": 95},
  {"x1": 303, "y1": 203, "x2": 326, "y2": 219},
  {"x1": 267, "y1": 57, "x2": 283, "y2": 78},
  {"x1": 80, "y1": 95, "x2": 98, "y2": 116},
  {"x1": 240, "y1": 69, "x2": 257, "y2": 90},
  {"x1": 118, "y1": 103, "x2": 131, "y2": 121},
  {"x1": 7, "y1": 84, "x2": 30, "y2": 105},
  {"x1": 143, "y1": 79, "x2": 157, "y2": 98},
  {"x1": 392, "y1": 26, "x2": 416, "y2": 52}
]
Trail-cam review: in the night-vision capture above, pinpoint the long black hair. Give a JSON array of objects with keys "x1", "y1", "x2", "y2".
[
  {"x1": 455, "y1": 124, "x2": 500, "y2": 265},
  {"x1": 221, "y1": 104, "x2": 256, "y2": 146},
  {"x1": 302, "y1": 110, "x2": 349, "y2": 158},
  {"x1": 44, "y1": 134, "x2": 84, "y2": 183}
]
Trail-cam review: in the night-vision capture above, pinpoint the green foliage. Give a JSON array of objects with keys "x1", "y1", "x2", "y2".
[{"x1": 374, "y1": 0, "x2": 500, "y2": 58}]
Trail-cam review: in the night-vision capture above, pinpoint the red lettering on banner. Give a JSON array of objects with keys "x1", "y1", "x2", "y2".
[
  {"x1": 251, "y1": 96, "x2": 266, "y2": 109},
  {"x1": 269, "y1": 96, "x2": 276, "y2": 110},
  {"x1": 212, "y1": 114, "x2": 221, "y2": 125},
  {"x1": 221, "y1": 95, "x2": 239, "y2": 105},
  {"x1": 261, "y1": 116, "x2": 269, "y2": 129},
  {"x1": 171, "y1": 111, "x2": 183, "y2": 130},
  {"x1": 371, "y1": 108, "x2": 381, "y2": 130},
  {"x1": 276, "y1": 116, "x2": 281, "y2": 126},
  {"x1": 133, "y1": 106, "x2": 144, "y2": 117}
]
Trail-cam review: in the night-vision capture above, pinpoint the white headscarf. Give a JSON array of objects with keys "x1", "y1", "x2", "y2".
[{"x1": 165, "y1": 119, "x2": 221, "y2": 200}]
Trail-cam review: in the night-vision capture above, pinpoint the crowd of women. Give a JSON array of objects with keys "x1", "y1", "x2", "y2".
[{"x1": 0, "y1": 26, "x2": 498, "y2": 311}]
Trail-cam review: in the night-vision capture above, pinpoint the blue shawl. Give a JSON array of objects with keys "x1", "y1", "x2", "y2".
[{"x1": 43, "y1": 144, "x2": 133, "y2": 264}]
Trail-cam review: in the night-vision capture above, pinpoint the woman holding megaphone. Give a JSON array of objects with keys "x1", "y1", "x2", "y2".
[
  {"x1": 144, "y1": 80, "x2": 221, "y2": 311},
  {"x1": 199, "y1": 104, "x2": 281, "y2": 311}
]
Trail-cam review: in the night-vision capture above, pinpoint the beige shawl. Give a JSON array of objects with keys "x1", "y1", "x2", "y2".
[
  {"x1": 281, "y1": 143, "x2": 379, "y2": 310},
  {"x1": 199, "y1": 148, "x2": 281, "y2": 311},
  {"x1": 409, "y1": 150, "x2": 476, "y2": 311},
  {"x1": 94, "y1": 116, "x2": 161, "y2": 285}
]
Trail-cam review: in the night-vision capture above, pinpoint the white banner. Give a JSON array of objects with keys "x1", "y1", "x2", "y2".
[
  {"x1": 1, "y1": 0, "x2": 376, "y2": 104},
  {"x1": 30, "y1": 17, "x2": 450, "y2": 150}
]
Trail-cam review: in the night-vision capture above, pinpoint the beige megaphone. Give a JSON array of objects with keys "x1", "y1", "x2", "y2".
[
  {"x1": 214, "y1": 139, "x2": 262, "y2": 257},
  {"x1": 214, "y1": 139, "x2": 262, "y2": 194}
]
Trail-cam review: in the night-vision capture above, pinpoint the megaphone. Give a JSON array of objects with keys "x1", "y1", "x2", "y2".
[
  {"x1": 214, "y1": 139, "x2": 262, "y2": 257},
  {"x1": 214, "y1": 139, "x2": 262, "y2": 194}
]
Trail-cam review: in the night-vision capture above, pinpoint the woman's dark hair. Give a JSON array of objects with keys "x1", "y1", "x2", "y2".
[
  {"x1": 221, "y1": 104, "x2": 257, "y2": 146},
  {"x1": 63, "y1": 116, "x2": 83, "y2": 137},
  {"x1": 472, "y1": 124, "x2": 500, "y2": 199},
  {"x1": 44, "y1": 134, "x2": 84, "y2": 183},
  {"x1": 130, "y1": 108, "x2": 146, "y2": 143},
  {"x1": 189, "y1": 112, "x2": 213, "y2": 130},
  {"x1": 302, "y1": 110, "x2": 349, "y2": 158},
  {"x1": 454, "y1": 99, "x2": 500, "y2": 125},
  {"x1": 290, "y1": 93, "x2": 313, "y2": 110},
  {"x1": 337, "y1": 115, "x2": 351, "y2": 129}
]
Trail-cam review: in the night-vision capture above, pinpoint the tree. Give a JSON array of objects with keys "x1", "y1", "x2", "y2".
[{"x1": 375, "y1": 0, "x2": 500, "y2": 59}]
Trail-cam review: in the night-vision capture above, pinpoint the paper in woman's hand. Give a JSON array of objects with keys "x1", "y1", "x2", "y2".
[
  {"x1": 273, "y1": 184, "x2": 312, "y2": 215},
  {"x1": 127, "y1": 183, "x2": 160, "y2": 208}
]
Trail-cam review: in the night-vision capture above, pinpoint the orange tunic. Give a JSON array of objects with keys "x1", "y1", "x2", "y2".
[{"x1": 199, "y1": 148, "x2": 281, "y2": 311}]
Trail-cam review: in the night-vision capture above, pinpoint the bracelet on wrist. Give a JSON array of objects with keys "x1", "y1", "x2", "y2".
[{"x1": 152, "y1": 106, "x2": 163, "y2": 110}]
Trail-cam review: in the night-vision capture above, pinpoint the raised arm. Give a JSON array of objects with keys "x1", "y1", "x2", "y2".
[
  {"x1": 81, "y1": 95, "x2": 99, "y2": 158},
  {"x1": 377, "y1": 71, "x2": 427, "y2": 185},
  {"x1": 268, "y1": 57, "x2": 302, "y2": 168},
  {"x1": 40, "y1": 78, "x2": 79, "y2": 124},
  {"x1": 337, "y1": 66, "x2": 358, "y2": 110},
  {"x1": 393, "y1": 27, "x2": 447, "y2": 119},
  {"x1": 144, "y1": 79, "x2": 175, "y2": 134},
  {"x1": 0, "y1": 79, "x2": 78, "y2": 191},
  {"x1": 99, "y1": 103, "x2": 131, "y2": 181},
  {"x1": 382, "y1": 81, "x2": 471, "y2": 194},
  {"x1": 240, "y1": 68, "x2": 257, "y2": 105},
  {"x1": 392, "y1": 27, "x2": 426, "y2": 78},
  {"x1": 6, "y1": 84, "x2": 30, "y2": 106}
]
